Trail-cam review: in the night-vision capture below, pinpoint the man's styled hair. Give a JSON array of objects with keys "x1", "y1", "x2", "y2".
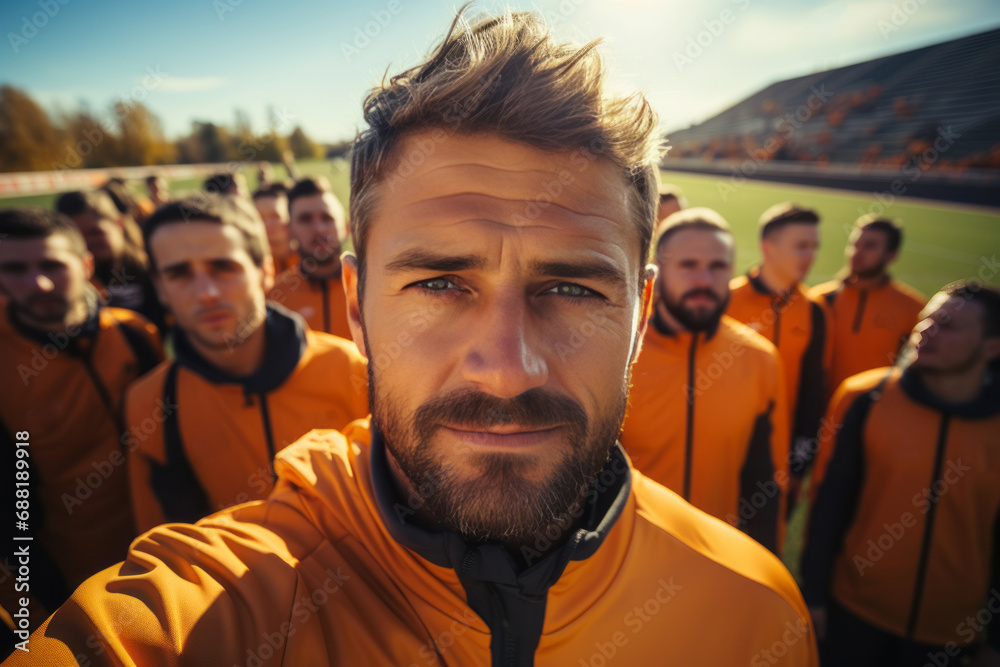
[
  {"x1": 758, "y1": 202, "x2": 820, "y2": 240},
  {"x1": 287, "y1": 176, "x2": 338, "y2": 214},
  {"x1": 654, "y1": 207, "x2": 733, "y2": 256},
  {"x1": 0, "y1": 207, "x2": 88, "y2": 256},
  {"x1": 853, "y1": 213, "x2": 903, "y2": 253},
  {"x1": 349, "y1": 9, "x2": 663, "y2": 293},
  {"x1": 252, "y1": 183, "x2": 289, "y2": 201},
  {"x1": 142, "y1": 194, "x2": 271, "y2": 271}
]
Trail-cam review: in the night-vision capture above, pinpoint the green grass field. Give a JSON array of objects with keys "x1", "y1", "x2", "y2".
[{"x1": 3, "y1": 162, "x2": 997, "y2": 577}]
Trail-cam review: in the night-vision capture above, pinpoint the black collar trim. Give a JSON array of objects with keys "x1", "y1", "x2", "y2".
[{"x1": 899, "y1": 367, "x2": 1000, "y2": 419}]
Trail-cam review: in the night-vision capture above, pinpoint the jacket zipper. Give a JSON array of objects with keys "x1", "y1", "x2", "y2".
[
  {"x1": 81, "y1": 352, "x2": 121, "y2": 440},
  {"x1": 772, "y1": 300, "x2": 782, "y2": 348},
  {"x1": 245, "y1": 390, "x2": 279, "y2": 482},
  {"x1": 320, "y1": 280, "x2": 331, "y2": 333},
  {"x1": 852, "y1": 290, "x2": 868, "y2": 333},
  {"x1": 906, "y1": 413, "x2": 951, "y2": 638},
  {"x1": 683, "y1": 333, "x2": 699, "y2": 501}
]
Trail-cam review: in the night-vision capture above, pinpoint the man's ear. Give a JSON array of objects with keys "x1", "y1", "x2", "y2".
[
  {"x1": 629, "y1": 264, "x2": 657, "y2": 366},
  {"x1": 341, "y1": 252, "x2": 368, "y2": 358}
]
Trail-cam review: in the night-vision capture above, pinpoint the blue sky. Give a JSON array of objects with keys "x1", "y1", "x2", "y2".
[{"x1": 2, "y1": 0, "x2": 998, "y2": 143}]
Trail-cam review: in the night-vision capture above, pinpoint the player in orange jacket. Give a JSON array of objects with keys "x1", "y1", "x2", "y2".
[
  {"x1": 810, "y1": 214, "x2": 925, "y2": 395},
  {"x1": 728, "y1": 203, "x2": 828, "y2": 497},
  {"x1": 5, "y1": 11, "x2": 817, "y2": 665},
  {"x1": 803, "y1": 281, "x2": 1000, "y2": 667},
  {"x1": 622, "y1": 208, "x2": 790, "y2": 553},
  {"x1": 126, "y1": 195, "x2": 368, "y2": 532},
  {"x1": 0, "y1": 209, "x2": 162, "y2": 632},
  {"x1": 267, "y1": 178, "x2": 353, "y2": 339}
]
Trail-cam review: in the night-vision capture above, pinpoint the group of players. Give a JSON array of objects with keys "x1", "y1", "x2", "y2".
[{"x1": 0, "y1": 9, "x2": 998, "y2": 665}]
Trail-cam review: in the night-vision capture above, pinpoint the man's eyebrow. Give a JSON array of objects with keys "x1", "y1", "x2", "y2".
[
  {"x1": 159, "y1": 260, "x2": 191, "y2": 273},
  {"x1": 385, "y1": 249, "x2": 486, "y2": 274},
  {"x1": 532, "y1": 260, "x2": 627, "y2": 286}
]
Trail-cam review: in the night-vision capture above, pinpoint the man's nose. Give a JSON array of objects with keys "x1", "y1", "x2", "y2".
[
  {"x1": 460, "y1": 288, "x2": 548, "y2": 399},
  {"x1": 191, "y1": 271, "x2": 221, "y2": 302},
  {"x1": 32, "y1": 272, "x2": 55, "y2": 292}
]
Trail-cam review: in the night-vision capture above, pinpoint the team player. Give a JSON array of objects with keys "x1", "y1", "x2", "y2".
[
  {"x1": 811, "y1": 214, "x2": 925, "y2": 395},
  {"x1": 803, "y1": 281, "x2": 1000, "y2": 667},
  {"x1": 267, "y1": 177, "x2": 352, "y2": 339},
  {"x1": 252, "y1": 184, "x2": 296, "y2": 273},
  {"x1": 727, "y1": 202, "x2": 828, "y2": 490},
  {"x1": 657, "y1": 182, "x2": 687, "y2": 222},
  {"x1": 0, "y1": 208, "x2": 162, "y2": 629},
  {"x1": 621, "y1": 208, "x2": 789, "y2": 553},
  {"x1": 8, "y1": 11, "x2": 817, "y2": 665},
  {"x1": 125, "y1": 194, "x2": 368, "y2": 532}
]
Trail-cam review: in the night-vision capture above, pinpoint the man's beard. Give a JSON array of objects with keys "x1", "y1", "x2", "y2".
[
  {"x1": 662, "y1": 286, "x2": 728, "y2": 332},
  {"x1": 369, "y1": 345, "x2": 628, "y2": 548},
  {"x1": 853, "y1": 258, "x2": 888, "y2": 280}
]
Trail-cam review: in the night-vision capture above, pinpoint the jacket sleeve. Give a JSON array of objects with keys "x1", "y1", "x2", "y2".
[
  {"x1": 791, "y1": 302, "x2": 828, "y2": 476},
  {"x1": 800, "y1": 390, "x2": 875, "y2": 608},
  {"x1": 2, "y1": 508, "x2": 302, "y2": 667}
]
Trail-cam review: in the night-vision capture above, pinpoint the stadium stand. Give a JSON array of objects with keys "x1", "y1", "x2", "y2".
[{"x1": 665, "y1": 27, "x2": 1000, "y2": 173}]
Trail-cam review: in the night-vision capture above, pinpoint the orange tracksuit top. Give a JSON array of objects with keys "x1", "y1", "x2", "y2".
[
  {"x1": 621, "y1": 313, "x2": 790, "y2": 553},
  {"x1": 810, "y1": 276, "x2": 925, "y2": 396},
  {"x1": 8, "y1": 420, "x2": 818, "y2": 666},
  {"x1": 0, "y1": 296, "x2": 162, "y2": 616},
  {"x1": 126, "y1": 303, "x2": 369, "y2": 533},
  {"x1": 802, "y1": 366, "x2": 1000, "y2": 649},
  {"x1": 267, "y1": 263, "x2": 352, "y2": 340},
  {"x1": 728, "y1": 267, "x2": 828, "y2": 475}
]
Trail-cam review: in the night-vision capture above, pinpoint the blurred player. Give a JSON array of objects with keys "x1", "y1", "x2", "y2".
[
  {"x1": 657, "y1": 182, "x2": 687, "y2": 222},
  {"x1": 0, "y1": 208, "x2": 162, "y2": 631},
  {"x1": 621, "y1": 208, "x2": 790, "y2": 553},
  {"x1": 811, "y1": 214, "x2": 925, "y2": 395},
  {"x1": 252, "y1": 184, "x2": 296, "y2": 273},
  {"x1": 203, "y1": 172, "x2": 249, "y2": 199},
  {"x1": 803, "y1": 281, "x2": 1000, "y2": 667},
  {"x1": 727, "y1": 202, "x2": 827, "y2": 495},
  {"x1": 267, "y1": 177, "x2": 352, "y2": 339},
  {"x1": 145, "y1": 173, "x2": 170, "y2": 209},
  {"x1": 126, "y1": 194, "x2": 368, "y2": 532}
]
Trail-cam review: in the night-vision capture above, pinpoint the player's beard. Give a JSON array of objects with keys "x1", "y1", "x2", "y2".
[
  {"x1": 368, "y1": 343, "x2": 628, "y2": 549},
  {"x1": 853, "y1": 258, "x2": 889, "y2": 280},
  {"x1": 661, "y1": 286, "x2": 729, "y2": 332}
]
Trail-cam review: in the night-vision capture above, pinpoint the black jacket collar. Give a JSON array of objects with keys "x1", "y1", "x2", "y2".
[
  {"x1": 172, "y1": 303, "x2": 307, "y2": 394},
  {"x1": 8, "y1": 288, "x2": 102, "y2": 356},
  {"x1": 900, "y1": 367, "x2": 1000, "y2": 419}
]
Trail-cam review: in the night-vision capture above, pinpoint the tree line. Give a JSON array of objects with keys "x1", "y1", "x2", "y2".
[{"x1": 0, "y1": 85, "x2": 340, "y2": 173}]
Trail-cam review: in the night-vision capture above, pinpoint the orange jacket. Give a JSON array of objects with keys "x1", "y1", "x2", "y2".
[
  {"x1": 126, "y1": 304, "x2": 368, "y2": 532},
  {"x1": 621, "y1": 314, "x2": 789, "y2": 553},
  {"x1": 9, "y1": 421, "x2": 818, "y2": 666},
  {"x1": 728, "y1": 268, "x2": 828, "y2": 474},
  {"x1": 810, "y1": 276, "x2": 925, "y2": 396},
  {"x1": 802, "y1": 366, "x2": 1000, "y2": 648},
  {"x1": 0, "y1": 295, "x2": 161, "y2": 619},
  {"x1": 267, "y1": 264, "x2": 353, "y2": 340}
]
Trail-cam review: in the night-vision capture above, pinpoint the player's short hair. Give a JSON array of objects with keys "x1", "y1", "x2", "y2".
[
  {"x1": 252, "y1": 183, "x2": 288, "y2": 201},
  {"x1": 940, "y1": 280, "x2": 1000, "y2": 339},
  {"x1": 0, "y1": 207, "x2": 87, "y2": 256},
  {"x1": 654, "y1": 207, "x2": 733, "y2": 256},
  {"x1": 758, "y1": 202, "x2": 820, "y2": 240},
  {"x1": 658, "y1": 183, "x2": 687, "y2": 208},
  {"x1": 287, "y1": 177, "x2": 338, "y2": 215},
  {"x1": 143, "y1": 194, "x2": 270, "y2": 271},
  {"x1": 853, "y1": 214, "x2": 903, "y2": 253},
  {"x1": 203, "y1": 173, "x2": 240, "y2": 195},
  {"x1": 145, "y1": 173, "x2": 164, "y2": 186},
  {"x1": 349, "y1": 8, "x2": 663, "y2": 295}
]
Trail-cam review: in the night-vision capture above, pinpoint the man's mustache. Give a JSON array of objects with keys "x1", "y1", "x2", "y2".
[{"x1": 414, "y1": 387, "x2": 587, "y2": 439}]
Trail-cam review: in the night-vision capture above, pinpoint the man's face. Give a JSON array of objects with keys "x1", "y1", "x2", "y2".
[
  {"x1": 762, "y1": 223, "x2": 819, "y2": 285},
  {"x1": 0, "y1": 235, "x2": 93, "y2": 328},
  {"x1": 255, "y1": 195, "x2": 291, "y2": 256},
  {"x1": 150, "y1": 221, "x2": 272, "y2": 351},
  {"x1": 289, "y1": 194, "x2": 345, "y2": 266},
  {"x1": 70, "y1": 207, "x2": 126, "y2": 263},
  {"x1": 147, "y1": 178, "x2": 167, "y2": 200},
  {"x1": 910, "y1": 294, "x2": 998, "y2": 374},
  {"x1": 657, "y1": 228, "x2": 733, "y2": 331},
  {"x1": 848, "y1": 227, "x2": 894, "y2": 279},
  {"x1": 346, "y1": 132, "x2": 653, "y2": 546}
]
